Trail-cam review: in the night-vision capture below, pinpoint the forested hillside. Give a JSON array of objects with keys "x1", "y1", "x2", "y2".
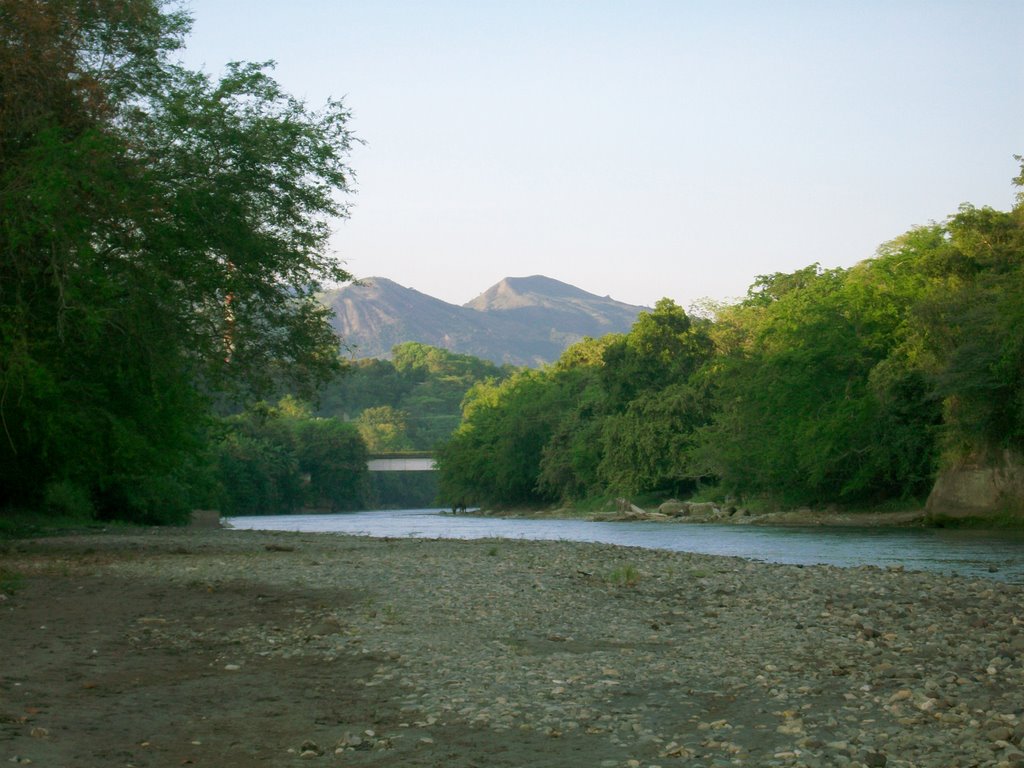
[
  {"x1": 317, "y1": 342, "x2": 513, "y2": 451},
  {"x1": 438, "y1": 171, "x2": 1024, "y2": 516}
]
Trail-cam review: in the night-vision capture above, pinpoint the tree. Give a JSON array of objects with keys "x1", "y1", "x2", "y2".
[
  {"x1": 357, "y1": 406, "x2": 413, "y2": 453},
  {"x1": 437, "y1": 371, "x2": 567, "y2": 507},
  {"x1": 928, "y1": 199, "x2": 1024, "y2": 455},
  {"x1": 215, "y1": 401, "x2": 369, "y2": 515},
  {"x1": 316, "y1": 343, "x2": 513, "y2": 450},
  {"x1": 215, "y1": 404, "x2": 304, "y2": 516},
  {"x1": 693, "y1": 258, "x2": 941, "y2": 505},
  {"x1": 0, "y1": 0, "x2": 356, "y2": 521},
  {"x1": 297, "y1": 418, "x2": 368, "y2": 511},
  {"x1": 599, "y1": 382, "x2": 710, "y2": 496},
  {"x1": 599, "y1": 298, "x2": 712, "y2": 409}
]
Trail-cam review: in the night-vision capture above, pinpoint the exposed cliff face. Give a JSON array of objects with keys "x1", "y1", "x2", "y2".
[
  {"x1": 925, "y1": 450, "x2": 1024, "y2": 521},
  {"x1": 320, "y1": 275, "x2": 647, "y2": 366}
]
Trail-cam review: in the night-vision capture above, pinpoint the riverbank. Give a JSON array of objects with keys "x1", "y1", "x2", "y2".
[
  {"x1": 478, "y1": 502, "x2": 932, "y2": 528},
  {"x1": 2, "y1": 528, "x2": 1023, "y2": 767}
]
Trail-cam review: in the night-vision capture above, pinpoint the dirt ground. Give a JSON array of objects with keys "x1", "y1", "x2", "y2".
[
  {"x1": 3, "y1": 527, "x2": 1023, "y2": 768},
  {"x1": 2, "y1": 549, "x2": 369, "y2": 766},
  {"x1": 0, "y1": 532, "x2": 644, "y2": 768}
]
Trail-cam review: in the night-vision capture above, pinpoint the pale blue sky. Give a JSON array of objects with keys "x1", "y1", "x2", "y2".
[{"x1": 180, "y1": 1, "x2": 1022, "y2": 309}]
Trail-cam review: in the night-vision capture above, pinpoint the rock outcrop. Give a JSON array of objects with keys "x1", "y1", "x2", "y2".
[{"x1": 925, "y1": 450, "x2": 1024, "y2": 521}]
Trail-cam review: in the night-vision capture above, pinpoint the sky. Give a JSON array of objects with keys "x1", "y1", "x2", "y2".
[{"x1": 179, "y1": 1, "x2": 1023, "y2": 310}]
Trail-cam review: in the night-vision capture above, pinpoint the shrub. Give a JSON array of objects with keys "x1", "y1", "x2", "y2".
[{"x1": 42, "y1": 480, "x2": 94, "y2": 520}]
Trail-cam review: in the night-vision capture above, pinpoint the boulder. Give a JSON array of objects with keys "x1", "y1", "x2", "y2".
[
  {"x1": 925, "y1": 450, "x2": 1024, "y2": 521},
  {"x1": 189, "y1": 509, "x2": 221, "y2": 528},
  {"x1": 687, "y1": 502, "x2": 720, "y2": 518},
  {"x1": 659, "y1": 500, "x2": 688, "y2": 517}
]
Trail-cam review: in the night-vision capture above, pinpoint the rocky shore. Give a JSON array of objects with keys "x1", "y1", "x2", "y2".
[
  {"x1": 2, "y1": 528, "x2": 1023, "y2": 767},
  {"x1": 494, "y1": 499, "x2": 930, "y2": 527}
]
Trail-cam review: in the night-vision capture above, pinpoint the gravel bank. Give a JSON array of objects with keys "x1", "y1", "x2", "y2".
[{"x1": 2, "y1": 529, "x2": 1023, "y2": 767}]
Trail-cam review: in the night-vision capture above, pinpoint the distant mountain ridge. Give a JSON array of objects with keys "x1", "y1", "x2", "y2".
[{"x1": 320, "y1": 275, "x2": 647, "y2": 366}]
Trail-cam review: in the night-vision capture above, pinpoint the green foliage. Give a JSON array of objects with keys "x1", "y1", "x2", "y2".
[
  {"x1": 605, "y1": 564, "x2": 640, "y2": 587},
  {"x1": 214, "y1": 401, "x2": 369, "y2": 515},
  {"x1": 317, "y1": 343, "x2": 512, "y2": 451},
  {"x1": 42, "y1": 480, "x2": 94, "y2": 520},
  {"x1": 437, "y1": 371, "x2": 569, "y2": 507},
  {"x1": 599, "y1": 299, "x2": 712, "y2": 409},
  {"x1": 693, "y1": 259, "x2": 942, "y2": 504},
  {"x1": 0, "y1": 0, "x2": 356, "y2": 522},
  {"x1": 297, "y1": 417, "x2": 369, "y2": 510},
  {"x1": 599, "y1": 383, "x2": 710, "y2": 496},
  {"x1": 438, "y1": 301, "x2": 713, "y2": 507},
  {"x1": 929, "y1": 204, "x2": 1024, "y2": 455},
  {"x1": 437, "y1": 163, "x2": 1024, "y2": 511},
  {"x1": 357, "y1": 406, "x2": 413, "y2": 452}
]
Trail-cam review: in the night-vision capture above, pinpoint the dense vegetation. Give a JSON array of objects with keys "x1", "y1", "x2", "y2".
[
  {"x1": 438, "y1": 169, "x2": 1024, "y2": 511},
  {"x1": 4, "y1": 1, "x2": 1020, "y2": 523},
  {"x1": 0, "y1": 0, "x2": 357, "y2": 523},
  {"x1": 214, "y1": 398, "x2": 368, "y2": 516},
  {"x1": 317, "y1": 342, "x2": 513, "y2": 451}
]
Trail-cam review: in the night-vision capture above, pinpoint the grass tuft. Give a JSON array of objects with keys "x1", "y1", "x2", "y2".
[
  {"x1": 0, "y1": 567, "x2": 24, "y2": 595},
  {"x1": 606, "y1": 564, "x2": 640, "y2": 587}
]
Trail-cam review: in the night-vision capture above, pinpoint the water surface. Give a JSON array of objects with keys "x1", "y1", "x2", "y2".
[{"x1": 227, "y1": 508, "x2": 1024, "y2": 583}]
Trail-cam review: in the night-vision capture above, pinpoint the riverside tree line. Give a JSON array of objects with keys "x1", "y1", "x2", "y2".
[
  {"x1": 436, "y1": 176, "x2": 1024, "y2": 513},
  {"x1": 3, "y1": 1, "x2": 1021, "y2": 524},
  {"x1": 0, "y1": 0, "x2": 508, "y2": 522},
  {"x1": 0, "y1": 0, "x2": 364, "y2": 522}
]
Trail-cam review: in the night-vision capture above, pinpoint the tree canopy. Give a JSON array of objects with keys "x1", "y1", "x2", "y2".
[
  {"x1": 1, "y1": 0, "x2": 357, "y2": 521},
  {"x1": 436, "y1": 162, "x2": 1024, "y2": 512}
]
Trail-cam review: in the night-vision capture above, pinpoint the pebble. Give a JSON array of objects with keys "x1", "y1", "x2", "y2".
[{"x1": 94, "y1": 530, "x2": 1024, "y2": 767}]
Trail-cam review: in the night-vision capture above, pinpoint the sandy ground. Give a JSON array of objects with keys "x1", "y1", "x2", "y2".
[{"x1": 1, "y1": 527, "x2": 1023, "y2": 768}]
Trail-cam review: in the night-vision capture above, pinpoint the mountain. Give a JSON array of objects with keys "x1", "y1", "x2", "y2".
[{"x1": 320, "y1": 275, "x2": 647, "y2": 366}]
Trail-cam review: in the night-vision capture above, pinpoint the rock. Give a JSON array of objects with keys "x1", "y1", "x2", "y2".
[
  {"x1": 658, "y1": 500, "x2": 688, "y2": 517},
  {"x1": 687, "y1": 502, "x2": 720, "y2": 517},
  {"x1": 309, "y1": 617, "x2": 343, "y2": 636},
  {"x1": 925, "y1": 449, "x2": 1024, "y2": 522},
  {"x1": 189, "y1": 509, "x2": 221, "y2": 528},
  {"x1": 862, "y1": 750, "x2": 887, "y2": 767}
]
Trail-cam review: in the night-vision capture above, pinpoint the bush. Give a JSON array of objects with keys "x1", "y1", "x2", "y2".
[{"x1": 42, "y1": 480, "x2": 94, "y2": 520}]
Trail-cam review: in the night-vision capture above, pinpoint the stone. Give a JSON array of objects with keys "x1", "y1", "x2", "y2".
[
  {"x1": 658, "y1": 500, "x2": 687, "y2": 517},
  {"x1": 687, "y1": 502, "x2": 719, "y2": 517},
  {"x1": 862, "y1": 750, "x2": 887, "y2": 767},
  {"x1": 991, "y1": 726, "x2": 1014, "y2": 742},
  {"x1": 925, "y1": 449, "x2": 1024, "y2": 522}
]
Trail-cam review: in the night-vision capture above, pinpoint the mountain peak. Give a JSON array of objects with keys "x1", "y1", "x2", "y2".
[
  {"x1": 466, "y1": 275, "x2": 620, "y2": 311},
  {"x1": 321, "y1": 275, "x2": 646, "y2": 366}
]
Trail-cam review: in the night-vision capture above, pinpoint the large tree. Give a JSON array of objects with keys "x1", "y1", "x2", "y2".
[{"x1": 0, "y1": 0, "x2": 356, "y2": 520}]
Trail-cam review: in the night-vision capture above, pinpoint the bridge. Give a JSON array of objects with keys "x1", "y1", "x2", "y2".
[{"x1": 366, "y1": 452, "x2": 437, "y2": 472}]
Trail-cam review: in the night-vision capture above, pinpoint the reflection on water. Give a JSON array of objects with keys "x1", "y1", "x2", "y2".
[{"x1": 227, "y1": 508, "x2": 1024, "y2": 583}]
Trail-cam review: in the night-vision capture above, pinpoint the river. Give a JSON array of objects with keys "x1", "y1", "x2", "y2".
[{"x1": 226, "y1": 507, "x2": 1024, "y2": 583}]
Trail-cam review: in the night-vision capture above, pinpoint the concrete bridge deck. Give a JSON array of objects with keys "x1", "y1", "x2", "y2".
[{"x1": 366, "y1": 456, "x2": 436, "y2": 472}]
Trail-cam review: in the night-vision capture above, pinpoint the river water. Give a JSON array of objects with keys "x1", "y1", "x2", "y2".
[{"x1": 227, "y1": 508, "x2": 1024, "y2": 583}]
